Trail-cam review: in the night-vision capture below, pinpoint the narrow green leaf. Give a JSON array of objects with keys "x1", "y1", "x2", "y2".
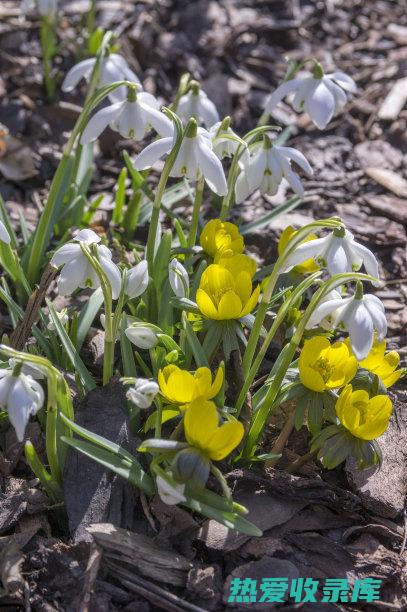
[
  {"x1": 182, "y1": 313, "x2": 209, "y2": 367},
  {"x1": 76, "y1": 287, "x2": 103, "y2": 351}
]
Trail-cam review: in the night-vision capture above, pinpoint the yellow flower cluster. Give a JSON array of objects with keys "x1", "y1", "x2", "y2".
[
  {"x1": 197, "y1": 219, "x2": 259, "y2": 320},
  {"x1": 158, "y1": 364, "x2": 243, "y2": 460}
]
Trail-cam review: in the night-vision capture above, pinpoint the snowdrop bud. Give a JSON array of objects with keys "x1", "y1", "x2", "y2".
[
  {"x1": 177, "y1": 81, "x2": 219, "y2": 127},
  {"x1": 125, "y1": 261, "x2": 149, "y2": 299},
  {"x1": 47, "y1": 308, "x2": 68, "y2": 331},
  {"x1": 0, "y1": 367, "x2": 44, "y2": 441},
  {"x1": 0, "y1": 220, "x2": 11, "y2": 244},
  {"x1": 169, "y1": 259, "x2": 189, "y2": 298},
  {"x1": 126, "y1": 378, "x2": 159, "y2": 409},
  {"x1": 156, "y1": 474, "x2": 186, "y2": 506},
  {"x1": 264, "y1": 64, "x2": 357, "y2": 129},
  {"x1": 125, "y1": 324, "x2": 159, "y2": 349}
]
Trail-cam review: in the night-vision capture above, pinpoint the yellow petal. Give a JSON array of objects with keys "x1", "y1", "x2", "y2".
[
  {"x1": 240, "y1": 284, "x2": 260, "y2": 317},
  {"x1": 381, "y1": 370, "x2": 402, "y2": 388},
  {"x1": 218, "y1": 290, "x2": 243, "y2": 320},
  {"x1": 158, "y1": 365, "x2": 178, "y2": 400},
  {"x1": 217, "y1": 254, "x2": 257, "y2": 278},
  {"x1": 193, "y1": 367, "x2": 213, "y2": 399},
  {"x1": 209, "y1": 365, "x2": 224, "y2": 398},
  {"x1": 299, "y1": 364, "x2": 326, "y2": 392},
  {"x1": 196, "y1": 288, "x2": 220, "y2": 320},
  {"x1": 166, "y1": 370, "x2": 196, "y2": 403},
  {"x1": 235, "y1": 271, "x2": 253, "y2": 304},
  {"x1": 184, "y1": 398, "x2": 219, "y2": 449},
  {"x1": 205, "y1": 419, "x2": 244, "y2": 460},
  {"x1": 300, "y1": 337, "x2": 330, "y2": 368}
]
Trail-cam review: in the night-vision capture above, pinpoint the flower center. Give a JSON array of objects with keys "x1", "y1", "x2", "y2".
[{"x1": 313, "y1": 356, "x2": 333, "y2": 382}]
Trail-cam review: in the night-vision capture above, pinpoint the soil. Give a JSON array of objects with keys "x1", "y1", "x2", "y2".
[{"x1": 0, "y1": 0, "x2": 406, "y2": 610}]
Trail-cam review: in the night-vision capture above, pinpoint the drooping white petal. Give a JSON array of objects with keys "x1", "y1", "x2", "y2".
[
  {"x1": 62, "y1": 58, "x2": 95, "y2": 92},
  {"x1": 57, "y1": 256, "x2": 88, "y2": 295},
  {"x1": 264, "y1": 78, "x2": 303, "y2": 114},
  {"x1": 74, "y1": 229, "x2": 101, "y2": 244},
  {"x1": 246, "y1": 146, "x2": 268, "y2": 191},
  {"x1": 7, "y1": 375, "x2": 44, "y2": 442},
  {"x1": 0, "y1": 220, "x2": 11, "y2": 244},
  {"x1": 133, "y1": 137, "x2": 173, "y2": 170},
  {"x1": 326, "y1": 238, "x2": 350, "y2": 276},
  {"x1": 0, "y1": 374, "x2": 11, "y2": 406},
  {"x1": 80, "y1": 101, "x2": 124, "y2": 144},
  {"x1": 292, "y1": 78, "x2": 317, "y2": 112},
  {"x1": 305, "y1": 297, "x2": 347, "y2": 329},
  {"x1": 350, "y1": 241, "x2": 379, "y2": 282},
  {"x1": 280, "y1": 236, "x2": 328, "y2": 272},
  {"x1": 126, "y1": 260, "x2": 149, "y2": 298},
  {"x1": 198, "y1": 94, "x2": 219, "y2": 127},
  {"x1": 99, "y1": 256, "x2": 122, "y2": 300},
  {"x1": 234, "y1": 169, "x2": 252, "y2": 204},
  {"x1": 194, "y1": 140, "x2": 227, "y2": 195},
  {"x1": 140, "y1": 104, "x2": 174, "y2": 137},
  {"x1": 113, "y1": 100, "x2": 146, "y2": 139},
  {"x1": 305, "y1": 81, "x2": 335, "y2": 129},
  {"x1": 327, "y1": 71, "x2": 357, "y2": 93},
  {"x1": 324, "y1": 78, "x2": 347, "y2": 109},
  {"x1": 283, "y1": 168, "x2": 304, "y2": 197},
  {"x1": 364, "y1": 295, "x2": 387, "y2": 340},
  {"x1": 345, "y1": 302, "x2": 374, "y2": 360},
  {"x1": 277, "y1": 146, "x2": 313, "y2": 176}
]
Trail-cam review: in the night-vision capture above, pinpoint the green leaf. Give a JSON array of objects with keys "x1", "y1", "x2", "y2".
[
  {"x1": 182, "y1": 313, "x2": 209, "y2": 367},
  {"x1": 294, "y1": 393, "x2": 310, "y2": 430},
  {"x1": 47, "y1": 299, "x2": 96, "y2": 391},
  {"x1": 61, "y1": 436, "x2": 155, "y2": 495},
  {"x1": 144, "y1": 408, "x2": 180, "y2": 432},
  {"x1": 138, "y1": 438, "x2": 188, "y2": 453},
  {"x1": 76, "y1": 288, "x2": 103, "y2": 351},
  {"x1": 308, "y1": 392, "x2": 324, "y2": 435},
  {"x1": 183, "y1": 497, "x2": 262, "y2": 536}
]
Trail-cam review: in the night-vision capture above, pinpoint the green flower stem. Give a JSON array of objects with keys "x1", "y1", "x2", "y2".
[
  {"x1": 242, "y1": 218, "x2": 342, "y2": 376},
  {"x1": 219, "y1": 150, "x2": 241, "y2": 221},
  {"x1": 24, "y1": 441, "x2": 63, "y2": 503},
  {"x1": 187, "y1": 177, "x2": 205, "y2": 248},
  {"x1": 210, "y1": 463, "x2": 233, "y2": 504},
  {"x1": 240, "y1": 271, "x2": 375, "y2": 460},
  {"x1": 80, "y1": 244, "x2": 115, "y2": 385},
  {"x1": 235, "y1": 272, "x2": 320, "y2": 417},
  {"x1": 146, "y1": 113, "x2": 185, "y2": 274}
]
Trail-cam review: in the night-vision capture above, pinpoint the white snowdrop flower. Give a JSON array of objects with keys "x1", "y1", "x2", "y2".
[
  {"x1": 62, "y1": 53, "x2": 140, "y2": 103},
  {"x1": 0, "y1": 367, "x2": 44, "y2": 441},
  {"x1": 125, "y1": 260, "x2": 149, "y2": 299},
  {"x1": 156, "y1": 474, "x2": 186, "y2": 506},
  {"x1": 169, "y1": 259, "x2": 189, "y2": 298},
  {"x1": 125, "y1": 324, "x2": 159, "y2": 349},
  {"x1": 134, "y1": 120, "x2": 227, "y2": 196},
  {"x1": 306, "y1": 284, "x2": 387, "y2": 360},
  {"x1": 0, "y1": 220, "x2": 11, "y2": 244},
  {"x1": 314, "y1": 289, "x2": 343, "y2": 331},
  {"x1": 50, "y1": 229, "x2": 121, "y2": 299},
  {"x1": 177, "y1": 82, "x2": 219, "y2": 127},
  {"x1": 265, "y1": 64, "x2": 357, "y2": 129},
  {"x1": 209, "y1": 117, "x2": 243, "y2": 159},
  {"x1": 126, "y1": 378, "x2": 159, "y2": 409},
  {"x1": 281, "y1": 227, "x2": 379, "y2": 282},
  {"x1": 21, "y1": 0, "x2": 57, "y2": 18},
  {"x1": 80, "y1": 88, "x2": 173, "y2": 144},
  {"x1": 47, "y1": 307, "x2": 68, "y2": 331},
  {"x1": 235, "y1": 135, "x2": 312, "y2": 204}
]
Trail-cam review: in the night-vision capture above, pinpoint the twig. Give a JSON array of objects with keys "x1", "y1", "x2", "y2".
[
  {"x1": 105, "y1": 560, "x2": 206, "y2": 612},
  {"x1": 286, "y1": 450, "x2": 317, "y2": 474},
  {"x1": 10, "y1": 264, "x2": 57, "y2": 350},
  {"x1": 399, "y1": 500, "x2": 407, "y2": 557},
  {"x1": 79, "y1": 543, "x2": 103, "y2": 612},
  {"x1": 265, "y1": 404, "x2": 295, "y2": 469}
]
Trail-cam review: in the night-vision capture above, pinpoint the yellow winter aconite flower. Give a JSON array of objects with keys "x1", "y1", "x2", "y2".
[
  {"x1": 184, "y1": 398, "x2": 244, "y2": 460},
  {"x1": 346, "y1": 337, "x2": 402, "y2": 389},
  {"x1": 299, "y1": 336, "x2": 357, "y2": 392},
  {"x1": 196, "y1": 264, "x2": 260, "y2": 320},
  {"x1": 278, "y1": 225, "x2": 319, "y2": 274},
  {"x1": 215, "y1": 253, "x2": 257, "y2": 278},
  {"x1": 200, "y1": 219, "x2": 244, "y2": 259},
  {"x1": 336, "y1": 384, "x2": 392, "y2": 440},
  {"x1": 158, "y1": 364, "x2": 223, "y2": 406}
]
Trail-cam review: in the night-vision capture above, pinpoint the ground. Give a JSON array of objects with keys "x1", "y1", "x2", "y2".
[{"x1": 0, "y1": 0, "x2": 406, "y2": 610}]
